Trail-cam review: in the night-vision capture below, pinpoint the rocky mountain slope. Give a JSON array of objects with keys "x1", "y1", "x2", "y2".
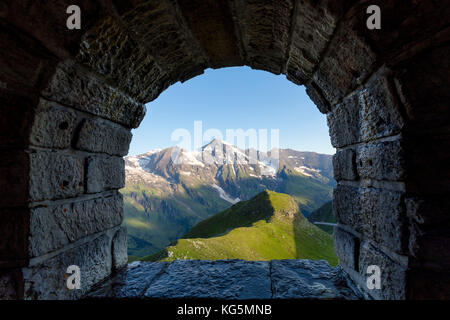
[
  {"x1": 145, "y1": 191, "x2": 337, "y2": 265},
  {"x1": 307, "y1": 201, "x2": 335, "y2": 234},
  {"x1": 123, "y1": 140, "x2": 335, "y2": 257}
]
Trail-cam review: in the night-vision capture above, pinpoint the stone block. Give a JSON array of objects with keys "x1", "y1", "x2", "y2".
[
  {"x1": 271, "y1": 259, "x2": 361, "y2": 299},
  {"x1": 76, "y1": 119, "x2": 132, "y2": 156},
  {"x1": 29, "y1": 193, "x2": 123, "y2": 257},
  {"x1": 333, "y1": 148, "x2": 357, "y2": 181},
  {"x1": 233, "y1": 0, "x2": 293, "y2": 74},
  {"x1": 120, "y1": 0, "x2": 208, "y2": 87},
  {"x1": 22, "y1": 229, "x2": 116, "y2": 300},
  {"x1": 358, "y1": 241, "x2": 408, "y2": 300},
  {"x1": 334, "y1": 185, "x2": 407, "y2": 254},
  {"x1": 306, "y1": 83, "x2": 331, "y2": 114},
  {"x1": 286, "y1": 0, "x2": 347, "y2": 84},
  {"x1": 86, "y1": 156, "x2": 125, "y2": 193},
  {"x1": 88, "y1": 261, "x2": 168, "y2": 298},
  {"x1": 30, "y1": 99, "x2": 77, "y2": 149},
  {"x1": 29, "y1": 151, "x2": 84, "y2": 201},
  {"x1": 356, "y1": 140, "x2": 405, "y2": 181},
  {"x1": 112, "y1": 226, "x2": 128, "y2": 271},
  {"x1": 327, "y1": 69, "x2": 404, "y2": 148},
  {"x1": 334, "y1": 227, "x2": 359, "y2": 271},
  {"x1": 313, "y1": 18, "x2": 377, "y2": 105},
  {"x1": 144, "y1": 260, "x2": 272, "y2": 299},
  {"x1": 42, "y1": 60, "x2": 146, "y2": 128}
]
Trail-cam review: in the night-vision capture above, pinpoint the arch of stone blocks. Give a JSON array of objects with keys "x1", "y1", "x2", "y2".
[{"x1": 0, "y1": 0, "x2": 449, "y2": 299}]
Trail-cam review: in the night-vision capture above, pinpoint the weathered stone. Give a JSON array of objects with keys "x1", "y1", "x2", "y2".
[
  {"x1": 22, "y1": 228, "x2": 117, "y2": 300},
  {"x1": 29, "y1": 151, "x2": 84, "y2": 201},
  {"x1": 176, "y1": 0, "x2": 243, "y2": 68},
  {"x1": 334, "y1": 185, "x2": 407, "y2": 254},
  {"x1": 356, "y1": 140, "x2": 405, "y2": 181},
  {"x1": 327, "y1": 69, "x2": 404, "y2": 148},
  {"x1": 30, "y1": 99, "x2": 77, "y2": 149},
  {"x1": 76, "y1": 119, "x2": 132, "y2": 157},
  {"x1": 305, "y1": 83, "x2": 331, "y2": 114},
  {"x1": 333, "y1": 148, "x2": 357, "y2": 181},
  {"x1": 232, "y1": 0, "x2": 293, "y2": 74},
  {"x1": 313, "y1": 18, "x2": 377, "y2": 105},
  {"x1": 120, "y1": 0, "x2": 208, "y2": 87},
  {"x1": 112, "y1": 226, "x2": 128, "y2": 271},
  {"x1": 42, "y1": 60, "x2": 146, "y2": 128},
  {"x1": 145, "y1": 260, "x2": 272, "y2": 299},
  {"x1": 29, "y1": 193, "x2": 123, "y2": 257},
  {"x1": 286, "y1": 0, "x2": 346, "y2": 84},
  {"x1": 334, "y1": 227, "x2": 359, "y2": 271},
  {"x1": 88, "y1": 259, "x2": 362, "y2": 299},
  {"x1": 271, "y1": 259, "x2": 361, "y2": 299},
  {"x1": 86, "y1": 156, "x2": 125, "y2": 193},
  {"x1": 358, "y1": 241, "x2": 408, "y2": 300},
  {"x1": 88, "y1": 261, "x2": 168, "y2": 299},
  {"x1": 78, "y1": 16, "x2": 172, "y2": 103}
]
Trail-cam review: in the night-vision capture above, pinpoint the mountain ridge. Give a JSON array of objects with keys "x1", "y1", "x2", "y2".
[{"x1": 123, "y1": 140, "x2": 335, "y2": 257}]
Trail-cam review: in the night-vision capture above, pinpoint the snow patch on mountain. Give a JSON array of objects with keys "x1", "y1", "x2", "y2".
[{"x1": 212, "y1": 184, "x2": 240, "y2": 204}]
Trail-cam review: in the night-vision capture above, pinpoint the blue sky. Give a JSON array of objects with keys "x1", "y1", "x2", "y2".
[{"x1": 129, "y1": 66, "x2": 334, "y2": 156}]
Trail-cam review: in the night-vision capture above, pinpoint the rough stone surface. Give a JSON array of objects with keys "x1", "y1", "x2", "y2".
[
  {"x1": 0, "y1": 269, "x2": 22, "y2": 300},
  {"x1": 42, "y1": 60, "x2": 146, "y2": 128},
  {"x1": 76, "y1": 119, "x2": 132, "y2": 157},
  {"x1": 87, "y1": 259, "x2": 361, "y2": 300},
  {"x1": 356, "y1": 140, "x2": 405, "y2": 181},
  {"x1": 88, "y1": 261, "x2": 167, "y2": 298},
  {"x1": 333, "y1": 149, "x2": 357, "y2": 181},
  {"x1": 313, "y1": 18, "x2": 377, "y2": 106},
  {"x1": 334, "y1": 227, "x2": 359, "y2": 271},
  {"x1": 271, "y1": 259, "x2": 361, "y2": 299},
  {"x1": 286, "y1": 0, "x2": 343, "y2": 84},
  {"x1": 30, "y1": 99, "x2": 76, "y2": 149},
  {"x1": 233, "y1": 0, "x2": 293, "y2": 75},
  {"x1": 29, "y1": 194, "x2": 123, "y2": 257},
  {"x1": 29, "y1": 151, "x2": 84, "y2": 201},
  {"x1": 22, "y1": 228, "x2": 117, "y2": 300},
  {"x1": 112, "y1": 226, "x2": 128, "y2": 271},
  {"x1": 328, "y1": 69, "x2": 404, "y2": 148},
  {"x1": 145, "y1": 260, "x2": 271, "y2": 299},
  {"x1": 86, "y1": 156, "x2": 125, "y2": 193},
  {"x1": 333, "y1": 185, "x2": 407, "y2": 254},
  {"x1": 357, "y1": 241, "x2": 408, "y2": 300}
]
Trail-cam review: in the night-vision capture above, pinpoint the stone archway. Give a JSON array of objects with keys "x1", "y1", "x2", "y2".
[{"x1": 0, "y1": 0, "x2": 449, "y2": 299}]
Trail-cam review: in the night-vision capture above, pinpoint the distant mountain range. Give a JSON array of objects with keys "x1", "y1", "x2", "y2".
[
  {"x1": 122, "y1": 139, "x2": 335, "y2": 258},
  {"x1": 145, "y1": 191, "x2": 337, "y2": 266}
]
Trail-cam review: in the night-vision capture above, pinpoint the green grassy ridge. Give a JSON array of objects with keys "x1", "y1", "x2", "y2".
[{"x1": 144, "y1": 191, "x2": 338, "y2": 266}]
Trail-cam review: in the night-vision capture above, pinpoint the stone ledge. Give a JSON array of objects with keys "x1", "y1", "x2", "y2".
[{"x1": 87, "y1": 259, "x2": 362, "y2": 300}]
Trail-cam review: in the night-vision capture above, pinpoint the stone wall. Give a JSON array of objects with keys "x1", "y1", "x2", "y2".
[{"x1": 0, "y1": 0, "x2": 449, "y2": 299}]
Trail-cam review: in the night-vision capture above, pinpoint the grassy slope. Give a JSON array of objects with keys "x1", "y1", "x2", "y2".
[{"x1": 144, "y1": 191, "x2": 338, "y2": 266}]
